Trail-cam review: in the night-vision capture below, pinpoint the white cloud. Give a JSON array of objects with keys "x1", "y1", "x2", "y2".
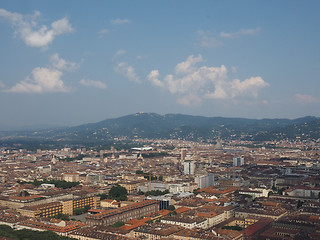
[
  {"x1": 0, "y1": 81, "x2": 5, "y2": 88},
  {"x1": 5, "y1": 54, "x2": 78, "y2": 93},
  {"x1": 79, "y1": 79, "x2": 107, "y2": 89},
  {"x1": 114, "y1": 49, "x2": 127, "y2": 57},
  {"x1": 295, "y1": 94, "x2": 320, "y2": 104},
  {"x1": 147, "y1": 54, "x2": 269, "y2": 106},
  {"x1": 197, "y1": 27, "x2": 260, "y2": 48},
  {"x1": 147, "y1": 70, "x2": 164, "y2": 88},
  {"x1": 175, "y1": 54, "x2": 203, "y2": 75},
  {"x1": 220, "y1": 27, "x2": 260, "y2": 38},
  {"x1": 50, "y1": 53, "x2": 79, "y2": 71},
  {"x1": 98, "y1": 28, "x2": 109, "y2": 35},
  {"x1": 197, "y1": 30, "x2": 221, "y2": 48},
  {"x1": 114, "y1": 62, "x2": 141, "y2": 83},
  {"x1": 6, "y1": 67, "x2": 69, "y2": 93},
  {"x1": 0, "y1": 8, "x2": 73, "y2": 48},
  {"x1": 229, "y1": 77, "x2": 269, "y2": 98},
  {"x1": 111, "y1": 18, "x2": 131, "y2": 25}
]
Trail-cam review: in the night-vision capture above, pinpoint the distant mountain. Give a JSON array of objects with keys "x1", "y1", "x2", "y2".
[{"x1": 0, "y1": 113, "x2": 319, "y2": 142}]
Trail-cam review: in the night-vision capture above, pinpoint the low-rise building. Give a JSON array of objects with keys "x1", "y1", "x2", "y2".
[
  {"x1": 86, "y1": 200, "x2": 159, "y2": 226},
  {"x1": 132, "y1": 222, "x2": 184, "y2": 239},
  {"x1": 18, "y1": 201, "x2": 63, "y2": 218}
]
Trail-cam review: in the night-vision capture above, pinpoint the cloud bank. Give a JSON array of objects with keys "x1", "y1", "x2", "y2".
[
  {"x1": 6, "y1": 67, "x2": 68, "y2": 93},
  {"x1": 0, "y1": 8, "x2": 73, "y2": 48},
  {"x1": 295, "y1": 94, "x2": 320, "y2": 104},
  {"x1": 148, "y1": 54, "x2": 269, "y2": 106},
  {"x1": 5, "y1": 54, "x2": 79, "y2": 93}
]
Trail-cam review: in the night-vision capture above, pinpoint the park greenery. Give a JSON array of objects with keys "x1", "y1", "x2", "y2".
[
  {"x1": 51, "y1": 213, "x2": 70, "y2": 221},
  {"x1": 18, "y1": 179, "x2": 80, "y2": 189},
  {"x1": 221, "y1": 225, "x2": 244, "y2": 231},
  {"x1": 59, "y1": 154, "x2": 85, "y2": 162},
  {"x1": 73, "y1": 205, "x2": 91, "y2": 215},
  {"x1": 109, "y1": 221, "x2": 125, "y2": 228},
  {"x1": 19, "y1": 190, "x2": 30, "y2": 197},
  {"x1": 144, "y1": 189, "x2": 169, "y2": 197},
  {"x1": 108, "y1": 184, "x2": 128, "y2": 201},
  {"x1": 141, "y1": 152, "x2": 169, "y2": 158},
  {"x1": 167, "y1": 205, "x2": 175, "y2": 211},
  {"x1": 0, "y1": 224, "x2": 76, "y2": 240},
  {"x1": 96, "y1": 193, "x2": 108, "y2": 200}
]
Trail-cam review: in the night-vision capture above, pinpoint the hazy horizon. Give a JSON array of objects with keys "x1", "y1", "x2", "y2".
[{"x1": 0, "y1": 112, "x2": 318, "y2": 131}]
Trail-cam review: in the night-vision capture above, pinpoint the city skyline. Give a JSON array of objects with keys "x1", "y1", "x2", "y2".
[{"x1": 0, "y1": 1, "x2": 320, "y2": 128}]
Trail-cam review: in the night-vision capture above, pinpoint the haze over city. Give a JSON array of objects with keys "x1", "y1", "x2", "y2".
[{"x1": 0, "y1": 0, "x2": 320, "y2": 128}]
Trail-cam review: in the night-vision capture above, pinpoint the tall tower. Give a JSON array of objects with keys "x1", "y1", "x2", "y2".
[
  {"x1": 181, "y1": 149, "x2": 187, "y2": 161},
  {"x1": 100, "y1": 150, "x2": 104, "y2": 163}
]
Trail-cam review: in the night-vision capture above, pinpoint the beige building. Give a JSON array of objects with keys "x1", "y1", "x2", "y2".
[
  {"x1": 86, "y1": 200, "x2": 159, "y2": 226},
  {"x1": 18, "y1": 202, "x2": 63, "y2": 218},
  {"x1": 119, "y1": 181, "x2": 140, "y2": 194},
  {"x1": 62, "y1": 173, "x2": 80, "y2": 182},
  {"x1": 100, "y1": 199, "x2": 119, "y2": 208}
]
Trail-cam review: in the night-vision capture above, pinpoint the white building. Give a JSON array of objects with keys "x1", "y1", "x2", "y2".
[
  {"x1": 195, "y1": 173, "x2": 215, "y2": 189},
  {"x1": 233, "y1": 156, "x2": 244, "y2": 167},
  {"x1": 184, "y1": 160, "x2": 195, "y2": 175}
]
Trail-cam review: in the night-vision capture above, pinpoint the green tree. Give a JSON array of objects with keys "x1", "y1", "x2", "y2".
[
  {"x1": 145, "y1": 189, "x2": 169, "y2": 197},
  {"x1": 108, "y1": 184, "x2": 128, "y2": 201},
  {"x1": 51, "y1": 213, "x2": 70, "y2": 221},
  {"x1": 297, "y1": 200, "x2": 304, "y2": 209},
  {"x1": 20, "y1": 190, "x2": 30, "y2": 197},
  {"x1": 167, "y1": 205, "x2": 175, "y2": 211},
  {"x1": 96, "y1": 193, "x2": 108, "y2": 200},
  {"x1": 0, "y1": 224, "x2": 75, "y2": 240},
  {"x1": 73, "y1": 205, "x2": 91, "y2": 215},
  {"x1": 109, "y1": 221, "x2": 125, "y2": 228},
  {"x1": 222, "y1": 225, "x2": 244, "y2": 231}
]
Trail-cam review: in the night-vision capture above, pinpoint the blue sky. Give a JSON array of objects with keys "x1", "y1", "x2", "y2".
[{"x1": 0, "y1": 1, "x2": 320, "y2": 128}]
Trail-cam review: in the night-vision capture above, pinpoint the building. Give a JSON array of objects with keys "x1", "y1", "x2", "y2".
[
  {"x1": 72, "y1": 195, "x2": 100, "y2": 212},
  {"x1": 100, "y1": 199, "x2": 119, "y2": 208},
  {"x1": 86, "y1": 200, "x2": 159, "y2": 226},
  {"x1": 18, "y1": 202, "x2": 63, "y2": 218},
  {"x1": 195, "y1": 173, "x2": 215, "y2": 189},
  {"x1": 181, "y1": 149, "x2": 187, "y2": 161},
  {"x1": 233, "y1": 156, "x2": 244, "y2": 167},
  {"x1": 161, "y1": 214, "x2": 208, "y2": 229},
  {"x1": 62, "y1": 173, "x2": 80, "y2": 182},
  {"x1": 184, "y1": 160, "x2": 195, "y2": 175},
  {"x1": 119, "y1": 181, "x2": 140, "y2": 194},
  {"x1": 132, "y1": 222, "x2": 184, "y2": 239}
]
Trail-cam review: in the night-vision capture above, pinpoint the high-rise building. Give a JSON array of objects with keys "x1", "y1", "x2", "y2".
[
  {"x1": 233, "y1": 156, "x2": 244, "y2": 167},
  {"x1": 195, "y1": 173, "x2": 215, "y2": 189},
  {"x1": 184, "y1": 160, "x2": 195, "y2": 175}
]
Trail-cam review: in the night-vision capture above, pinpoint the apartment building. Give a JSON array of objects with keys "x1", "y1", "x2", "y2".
[{"x1": 86, "y1": 200, "x2": 159, "y2": 226}]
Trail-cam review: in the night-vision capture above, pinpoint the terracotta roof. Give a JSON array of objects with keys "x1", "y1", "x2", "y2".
[{"x1": 176, "y1": 206, "x2": 190, "y2": 214}]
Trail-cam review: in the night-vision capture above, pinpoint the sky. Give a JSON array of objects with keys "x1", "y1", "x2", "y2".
[{"x1": 0, "y1": 0, "x2": 320, "y2": 128}]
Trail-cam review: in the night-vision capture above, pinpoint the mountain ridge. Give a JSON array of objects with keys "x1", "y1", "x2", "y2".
[{"x1": 0, "y1": 113, "x2": 319, "y2": 142}]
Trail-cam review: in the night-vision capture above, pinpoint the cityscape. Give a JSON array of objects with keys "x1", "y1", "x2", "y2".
[{"x1": 1, "y1": 1, "x2": 320, "y2": 240}]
